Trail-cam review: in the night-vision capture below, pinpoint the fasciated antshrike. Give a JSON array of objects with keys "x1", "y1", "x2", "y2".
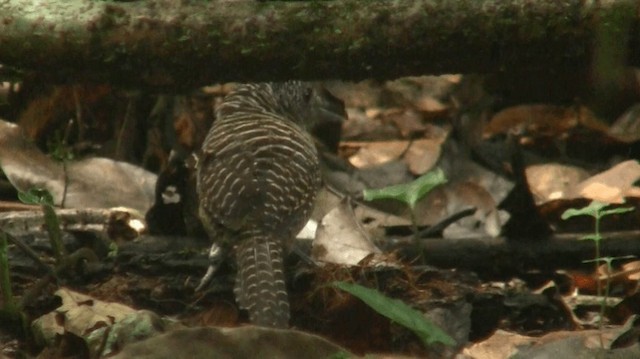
[{"x1": 197, "y1": 81, "x2": 344, "y2": 327}]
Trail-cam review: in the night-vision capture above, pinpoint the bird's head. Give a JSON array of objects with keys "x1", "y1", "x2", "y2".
[{"x1": 269, "y1": 81, "x2": 346, "y2": 131}]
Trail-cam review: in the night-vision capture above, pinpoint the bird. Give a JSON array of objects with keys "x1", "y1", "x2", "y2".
[{"x1": 196, "y1": 81, "x2": 345, "y2": 328}]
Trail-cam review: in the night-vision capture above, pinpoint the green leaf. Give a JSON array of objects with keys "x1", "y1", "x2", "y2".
[
  {"x1": 600, "y1": 207, "x2": 635, "y2": 217},
  {"x1": 363, "y1": 168, "x2": 447, "y2": 210},
  {"x1": 332, "y1": 281, "x2": 456, "y2": 347},
  {"x1": 17, "y1": 188, "x2": 54, "y2": 206},
  {"x1": 0, "y1": 231, "x2": 17, "y2": 313},
  {"x1": 107, "y1": 242, "x2": 119, "y2": 259},
  {"x1": 42, "y1": 204, "x2": 65, "y2": 261},
  {"x1": 17, "y1": 191, "x2": 39, "y2": 205},
  {"x1": 561, "y1": 200, "x2": 607, "y2": 220},
  {"x1": 18, "y1": 188, "x2": 64, "y2": 261},
  {"x1": 581, "y1": 234, "x2": 602, "y2": 242},
  {"x1": 562, "y1": 201, "x2": 634, "y2": 221}
]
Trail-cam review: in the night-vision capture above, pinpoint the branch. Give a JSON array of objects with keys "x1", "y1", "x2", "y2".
[
  {"x1": 0, "y1": 0, "x2": 638, "y2": 88},
  {"x1": 394, "y1": 231, "x2": 640, "y2": 277}
]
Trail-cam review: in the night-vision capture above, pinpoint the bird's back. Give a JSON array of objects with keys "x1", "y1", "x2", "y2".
[
  {"x1": 196, "y1": 82, "x2": 328, "y2": 327},
  {"x1": 198, "y1": 104, "x2": 320, "y2": 238}
]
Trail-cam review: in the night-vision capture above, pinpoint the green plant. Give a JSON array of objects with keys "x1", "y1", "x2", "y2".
[
  {"x1": 333, "y1": 281, "x2": 455, "y2": 347},
  {"x1": 362, "y1": 168, "x2": 447, "y2": 236},
  {"x1": 0, "y1": 231, "x2": 29, "y2": 335},
  {"x1": 18, "y1": 188, "x2": 66, "y2": 262},
  {"x1": 561, "y1": 200, "x2": 635, "y2": 344},
  {"x1": 0, "y1": 231, "x2": 18, "y2": 314},
  {"x1": 46, "y1": 129, "x2": 75, "y2": 163}
]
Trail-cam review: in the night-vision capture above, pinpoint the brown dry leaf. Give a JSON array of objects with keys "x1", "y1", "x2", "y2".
[
  {"x1": 484, "y1": 104, "x2": 603, "y2": 138},
  {"x1": 568, "y1": 160, "x2": 640, "y2": 203},
  {"x1": 313, "y1": 198, "x2": 382, "y2": 266},
  {"x1": 381, "y1": 108, "x2": 426, "y2": 137},
  {"x1": 623, "y1": 261, "x2": 640, "y2": 281},
  {"x1": 17, "y1": 85, "x2": 114, "y2": 142},
  {"x1": 341, "y1": 108, "x2": 393, "y2": 140},
  {"x1": 0, "y1": 207, "x2": 145, "y2": 241},
  {"x1": 384, "y1": 75, "x2": 458, "y2": 111},
  {"x1": 403, "y1": 139, "x2": 443, "y2": 175},
  {"x1": 353, "y1": 203, "x2": 411, "y2": 229},
  {"x1": 464, "y1": 330, "x2": 537, "y2": 358},
  {"x1": 346, "y1": 139, "x2": 443, "y2": 174},
  {"x1": 347, "y1": 141, "x2": 409, "y2": 168},
  {"x1": 414, "y1": 94, "x2": 448, "y2": 113},
  {"x1": 525, "y1": 163, "x2": 590, "y2": 204},
  {"x1": 32, "y1": 288, "x2": 136, "y2": 347},
  {"x1": 32, "y1": 288, "x2": 177, "y2": 358},
  {"x1": 466, "y1": 326, "x2": 640, "y2": 358},
  {"x1": 172, "y1": 95, "x2": 213, "y2": 152},
  {"x1": 324, "y1": 79, "x2": 383, "y2": 109},
  {"x1": 413, "y1": 181, "x2": 506, "y2": 238},
  {"x1": 0, "y1": 119, "x2": 156, "y2": 212},
  {"x1": 111, "y1": 326, "x2": 353, "y2": 359},
  {"x1": 609, "y1": 104, "x2": 640, "y2": 143}
]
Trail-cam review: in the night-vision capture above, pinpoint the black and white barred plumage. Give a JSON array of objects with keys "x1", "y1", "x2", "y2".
[{"x1": 197, "y1": 81, "x2": 344, "y2": 327}]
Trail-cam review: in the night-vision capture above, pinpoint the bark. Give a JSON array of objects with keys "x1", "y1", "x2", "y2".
[
  {"x1": 393, "y1": 231, "x2": 640, "y2": 277},
  {"x1": 7, "y1": 232, "x2": 640, "y2": 313},
  {"x1": 0, "y1": 0, "x2": 637, "y2": 89},
  {"x1": 71, "y1": 232, "x2": 640, "y2": 282}
]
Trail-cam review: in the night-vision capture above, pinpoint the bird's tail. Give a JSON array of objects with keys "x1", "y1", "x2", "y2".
[{"x1": 234, "y1": 233, "x2": 289, "y2": 328}]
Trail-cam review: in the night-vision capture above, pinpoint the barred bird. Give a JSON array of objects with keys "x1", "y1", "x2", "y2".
[{"x1": 197, "y1": 81, "x2": 345, "y2": 327}]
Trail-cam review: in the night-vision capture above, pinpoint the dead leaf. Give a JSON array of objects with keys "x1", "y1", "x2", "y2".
[
  {"x1": 464, "y1": 330, "x2": 537, "y2": 359},
  {"x1": 484, "y1": 104, "x2": 603, "y2": 138},
  {"x1": 32, "y1": 288, "x2": 136, "y2": 348},
  {"x1": 403, "y1": 139, "x2": 443, "y2": 175},
  {"x1": 347, "y1": 141, "x2": 409, "y2": 168},
  {"x1": 313, "y1": 198, "x2": 382, "y2": 266},
  {"x1": 623, "y1": 261, "x2": 640, "y2": 281},
  {"x1": 346, "y1": 139, "x2": 443, "y2": 174},
  {"x1": 413, "y1": 181, "x2": 507, "y2": 238},
  {"x1": 382, "y1": 109, "x2": 426, "y2": 137},
  {"x1": 111, "y1": 326, "x2": 353, "y2": 359},
  {"x1": 341, "y1": 108, "x2": 396, "y2": 140},
  {"x1": 0, "y1": 207, "x2": 145, "y2": 241},
  {"x1": 324, "y1": 79, "x2": 383, "y2": 108},
  {"x1": 384, "y1": 75, "x2": 458, "y2": 111},
  {"x1": 354, "y1": 204, "x2": 411, "y2": 230},
  {"x1": 414, "y1": 95, "x2": 448, "y2": 113},
  {"x1": 526, "y1": 164, "x2": 590, "y2": 204},
  {"x1": 609, "y1": 104, "x2": 640, "y2": 143},
  {"x1": 0, "y1": 119, "x2": 156, "y2": 213},
  {"x1": 465, "y1": 325, "x2": 640, "y2": 359},
  {"x1": 32, "y1": 288, "x2": 179, "y2": 358},
  {"x1": 568, "y1": 160, "x2": 640, "y2": 203}
]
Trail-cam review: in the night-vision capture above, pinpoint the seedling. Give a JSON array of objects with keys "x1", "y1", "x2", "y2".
[
  {"x1": 18, "y1": 188, "x2": 66, "y2": 262},
  {"x1": 47, "y1": 127, "x2": 75, "y2": 163},
  {"x1": 561, "y1": 200, "x2": 634, "y2": 343},
  {"x1": 363, "y1": 168, "x2": 447, "y2": 236},
  {"x1": 0, "y1": 231, "x2": 28, "y2": 335},
  {"x1": 0, "y1": 231, "x2": 18, "y2": 315}
]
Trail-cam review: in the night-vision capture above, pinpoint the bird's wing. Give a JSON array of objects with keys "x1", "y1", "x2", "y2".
[{"x1": 198, "y1": 139, "x2": 264, "y2": 232}]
